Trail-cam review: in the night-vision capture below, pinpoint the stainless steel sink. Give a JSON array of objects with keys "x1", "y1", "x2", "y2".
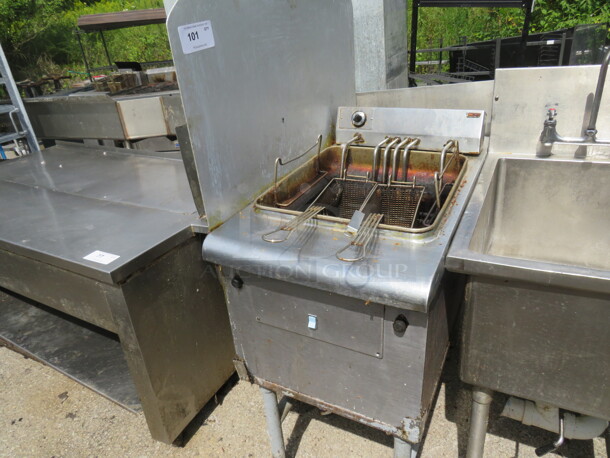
[
  {"x1": 448, "y1": 155, "x2": 610, "y2": 295},
  {"x1": 444, "y1": 52, "x2": 610, "y2": 458},
  {"x1": 469, "y1": 157, "x2": 610, "y2": 271},
  {"x1": 446, "y1": 153, "x2": 610, "y2": 446}
]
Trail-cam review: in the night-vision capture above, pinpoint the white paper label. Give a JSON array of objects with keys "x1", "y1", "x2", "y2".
[
  {"x1": 83, "y1": 250, "x2": 120, "y2": 265},
  {"x1": 178, "y1": 21, "x2": 215, "y2": 55}
]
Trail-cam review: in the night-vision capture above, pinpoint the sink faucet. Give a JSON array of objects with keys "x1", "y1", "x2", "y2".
[{"x1": 537, "y1": 48, "x2": 610, "y2": 157}]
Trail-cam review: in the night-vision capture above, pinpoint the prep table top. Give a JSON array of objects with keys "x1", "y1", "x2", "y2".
[{"x1": 0, "y1": 143, "x2": 204, "y2": 284}]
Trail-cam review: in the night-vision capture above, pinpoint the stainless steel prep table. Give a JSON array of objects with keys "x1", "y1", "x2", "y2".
[
  {"x1": 0, "y1": 143, "x2": 235, "y2": 444},
  {"x1": 24, "y1": 90, "x2": 185, "y2": 148}
]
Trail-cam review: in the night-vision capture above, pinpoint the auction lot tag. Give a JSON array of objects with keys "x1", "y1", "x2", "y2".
[
  {"x1": 83, "y1": 250, "x2": 120, "y2": 265},
  {"x1": 178, "y1": 21, "x2": 215, "y2": 55}
]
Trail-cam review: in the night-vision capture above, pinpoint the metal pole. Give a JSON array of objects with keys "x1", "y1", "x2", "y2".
[
  {"x1": 520, "y1": 0, "x2": 533, "y2": 67},
  {"x1": 558, "y1": 32, "x2": 567, "y2": 66},
  {"x1": 494, "y1": 38, "x2": 502, "y2": 78},
  {"x1": 75, "y1": 30, "x2": 93, "y2": 83},
  {"x1": 466, "y1": 387, "x2": 493, "y2": 458},
  {"x1": 587, "y1": 48, "x2": 610, "y2": 135},
  {"x1": 408, "y1": 0, "x2": 419, "y2": 87},
  {"x1": 462, "y1": 36, "x2": 468, "y2": 70},
  {"x1": 100, "y1": 31, "x2": 113, "y2": 68},
  {"x1": 260, "y1": 387, "x2": 286, "y2": 458},
  {"x1": 438, "y1": 37, "x2": 443, "y2": 75},
  {"x1": 394, "y1": 437, "x2": 413, "y2": 458}
]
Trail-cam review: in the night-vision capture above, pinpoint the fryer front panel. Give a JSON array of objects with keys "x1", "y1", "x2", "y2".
[
  {"x1": 252, "y1": 277, "x2": 385, "y2": 358},
  {"x1": 220, "y1": 268, "x2": 440, "y2": 428}
]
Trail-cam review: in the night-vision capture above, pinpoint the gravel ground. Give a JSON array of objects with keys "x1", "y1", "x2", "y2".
[{"x1": 0, "y1": 345, "x2": 607, "y2": 458}]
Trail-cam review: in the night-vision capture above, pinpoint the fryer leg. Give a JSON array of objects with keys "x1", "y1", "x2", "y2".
[
  {"x1": 394, "y1": 436, "x2": 418, "y2": 458},
  {"x1": 261, "y1": 386, "x2": 286, "y2": 458},
  {"x1": 466, "y1": 387, "x2": 493, "y2": 458}
]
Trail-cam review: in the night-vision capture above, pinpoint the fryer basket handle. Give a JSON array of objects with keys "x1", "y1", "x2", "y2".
[
  {"x1": 273, "y1": 135, "x2": 323, "y2": 205},
  {"x1": 336, "y1": 213, "x2": 383, "y2": 262},
  {"x1": 434, "y1": 140, "x2": 459, "y2": 208},
  {"x1": 262, "y1": 205, "x2": 324, "y2": 243}
]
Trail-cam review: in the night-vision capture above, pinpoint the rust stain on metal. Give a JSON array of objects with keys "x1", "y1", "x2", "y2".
[
  {"x1": 254, "y1": 377, "x2": 401, "y2": 437},
  {"x1": 255, "y1": 144, "x2": 468, "y2": 234}
]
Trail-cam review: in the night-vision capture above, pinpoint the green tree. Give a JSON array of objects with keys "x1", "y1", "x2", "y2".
[
  {"x1": 531, "y1": 0, "x2": 610, "y2": 32},
  {"x1": 0, "y1": 0, "x2": 168, "y2": 80},
  {"x1": 413, "y1": 0, "x2": 609, "y2": 51},
  {"x1": 0, "y1": 0, "x2": 82, "y2": 77}
]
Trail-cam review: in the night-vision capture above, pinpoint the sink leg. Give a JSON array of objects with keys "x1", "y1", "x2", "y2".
[
  {"x1": 261, "y1": 386, "x2": 286, "y2": 458},
  {"x1": 466, "y1": 387, "x2": 493, "y2": 458},
  {"x1": 394, "y1": 436, "x2": 419, "y2": 458}
]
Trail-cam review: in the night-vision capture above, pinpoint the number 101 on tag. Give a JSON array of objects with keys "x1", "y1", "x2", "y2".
[{"x1": 178, "y1": 20, "x2": 215, "y2": 55}]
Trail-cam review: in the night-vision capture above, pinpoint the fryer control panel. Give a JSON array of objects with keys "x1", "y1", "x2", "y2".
[{"x1": 336, "y1": 106, "x2": 485, "y2": 154}]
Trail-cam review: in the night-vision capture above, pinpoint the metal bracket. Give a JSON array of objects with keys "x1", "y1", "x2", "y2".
[
  {"x1": 401, "y1": 417, "x2": 423, "y2": 444},
  {"x1": 233, "y1": 357, "x2": 252, "y2": 383},
  {"x1": 273, "y1": 135, "x2": 323, "y2": 205}
]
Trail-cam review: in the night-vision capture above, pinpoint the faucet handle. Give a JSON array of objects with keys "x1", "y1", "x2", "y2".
[{"x1": 547, "y1": 108, "x2": 557, "y2": 120}]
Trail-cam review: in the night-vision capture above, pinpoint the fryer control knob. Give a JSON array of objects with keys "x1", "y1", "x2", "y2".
[
  {"x1": 351, "y1": 111, "x2": 367, "y2": 128},
  {"x1": 231, "y1": 275, "x2": 244, "y2": 289},
  {"x1": 393, "y1": 315, "x2": 409, "y2": 334}
]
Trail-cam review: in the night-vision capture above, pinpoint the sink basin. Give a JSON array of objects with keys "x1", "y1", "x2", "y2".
[
  {"x1": 447, "y1": 156, "x2": 610, "y2": 421},
  {"x1": 447, "y1": 155, "x2": 610, "y2": 295},
  {"x1": 469, "y1": 157, "x2": 610, "y2": 271}
]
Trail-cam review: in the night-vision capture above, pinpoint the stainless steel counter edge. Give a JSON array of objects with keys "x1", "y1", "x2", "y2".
[
  {"x1": 445, "y1": 153, "x2": 610, "y2": 295},
  {"x1": 0, "y1": 225, "x2": 199, "y2": 286},
  {"x1": 202, "y1": 148, "x2": 488, "y2": 313},
  {"x1": 24, "y1": 89, "x2": 181, "y2": 103},
  {"x1": 55, "y1": 141, "x2": 184, "y2": 161}
]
